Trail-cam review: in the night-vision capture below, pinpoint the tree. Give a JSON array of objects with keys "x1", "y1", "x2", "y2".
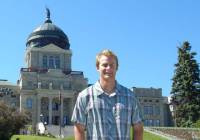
[
  {"x1": 0, "y1": 101, "x2": 30, "y2": 140},
  {"x1": 171, "y1": 41, "x2": 200, "y2": 127}
]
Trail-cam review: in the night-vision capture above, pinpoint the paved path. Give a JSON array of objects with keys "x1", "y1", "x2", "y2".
[
  {"x1": 144, "y1": 127, "x2": 183, "y2": 140},
  {"x1": 63, "y1": 126, "x2": 74, "y2": 137}
]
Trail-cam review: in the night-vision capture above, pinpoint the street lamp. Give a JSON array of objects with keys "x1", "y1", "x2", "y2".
[{"x1": 40, "y1": 114, "x2": 43, "y2": 123}]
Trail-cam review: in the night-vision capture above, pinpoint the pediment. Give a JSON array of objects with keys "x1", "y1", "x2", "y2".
[
  {"x1": 39, "y1": 44, "x2": 65, "y2": 52},
  {"x1": 29, "y1": 43, "x2": 66, "y2": 53}
]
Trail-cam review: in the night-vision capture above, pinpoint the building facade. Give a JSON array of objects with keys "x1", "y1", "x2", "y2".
[
  {"x1": 19, "y1": 9, "x2": 88, "y2": 127},
  {"x1": 0, "y1": 79, "x2": 19, "y2": 107},
  {"x1": 1, "y1": 9, "x2": 88, "y2": 131},
  {"x1": 132, "y1": 87, "x2": 173, "y2": 126}
]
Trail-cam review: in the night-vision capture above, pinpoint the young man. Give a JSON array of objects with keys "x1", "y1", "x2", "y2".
[{"x1": 71, "y1": 49, "x2": 143, "y2": 140}]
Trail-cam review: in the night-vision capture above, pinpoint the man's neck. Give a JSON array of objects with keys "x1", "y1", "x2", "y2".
[{"x1": 99, "y1": 79, "x2": 116, "y2": 94}]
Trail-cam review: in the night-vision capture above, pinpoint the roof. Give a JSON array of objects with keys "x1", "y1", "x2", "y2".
[
  {"x1": 26, "y1": 8, "x2": 70, "y2": 50},
  {"x1": 0, "y1": 79, "x2": 16, "y2": 86}
]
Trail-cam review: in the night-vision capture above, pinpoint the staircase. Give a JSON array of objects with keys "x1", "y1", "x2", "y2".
[{"x1": 46, "y1": 125, "x2": 74, "y2": 138}]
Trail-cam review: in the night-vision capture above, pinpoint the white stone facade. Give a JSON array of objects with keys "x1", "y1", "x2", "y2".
[{"x1": 18, "y1": 43, "x2": 88, "y2": 128}]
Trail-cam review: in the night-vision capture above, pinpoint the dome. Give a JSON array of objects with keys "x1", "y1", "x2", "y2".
[{"x1": 26, "y1": 8, "x2": 70, "y2": 50}]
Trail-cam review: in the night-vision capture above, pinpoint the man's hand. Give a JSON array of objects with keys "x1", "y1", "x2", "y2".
[
  {"x1": 133, "y1": 123, "x2": 143, "y2": 140},
  {"x1": 74, "y1": 123, "x2": 85, "y2": 140}
]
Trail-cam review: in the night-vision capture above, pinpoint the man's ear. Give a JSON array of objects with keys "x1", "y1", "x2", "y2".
[{"x1": 96, "y1": 65, "x2": 99, "y2": 71}]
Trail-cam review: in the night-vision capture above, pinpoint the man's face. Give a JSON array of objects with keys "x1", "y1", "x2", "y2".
[{"x1": 97, "y1": 55, "x2": 117, "y2": 81}]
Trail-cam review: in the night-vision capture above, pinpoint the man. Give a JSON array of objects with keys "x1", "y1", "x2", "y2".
[{"x1": 71, "y1": 49, "x2": 143, "y2": 140}]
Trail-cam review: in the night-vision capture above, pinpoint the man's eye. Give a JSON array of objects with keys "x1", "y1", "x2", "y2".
[
  {"x1": 102, "y1": 64, "x2": 108, "y2": 67},
  {"x1": 101, "y1": 64, "x2": 114, "y2": 68}
]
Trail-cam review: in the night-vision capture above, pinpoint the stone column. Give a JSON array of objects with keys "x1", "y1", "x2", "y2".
[
  {"x1": 38, "y1": 82, "x2": 41, "y2": 89},
  {"x1": 69, "y1": 98, "x2": 74, "y2": 119},
  {"x1": 49, "y1": 97, "x2": 52, "y2": 125},
  {"x1": 19, "y1": 93, "x2": 22, "y2": 112},
  {"x1": 60, "y1": 96, "x2": 63, "y2": 126}
]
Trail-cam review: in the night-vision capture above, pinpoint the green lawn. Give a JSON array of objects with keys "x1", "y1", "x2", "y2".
[
  {"x1": 11, "y1": 130, "x2": 167, "y2": 140},
  {"x1": 11, "y1": 135, "x2": 58, "y2": 140},
  {"x1": 11, "y1": 135, "x2": 74, "y2": 140},
  {"x1": 143, "y1": 131, "x2": 168, "y2": 140}
]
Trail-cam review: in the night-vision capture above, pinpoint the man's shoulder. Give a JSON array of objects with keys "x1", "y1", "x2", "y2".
[
  {"x1": 78, "y1": 85, "x2": 94, "y2": 98},
  {"x1": 117, "y1": 83, "x2": 135, "y2": 97},
  {"x1": 116, "y1": 82, "x2": 131, "y2": 92}
]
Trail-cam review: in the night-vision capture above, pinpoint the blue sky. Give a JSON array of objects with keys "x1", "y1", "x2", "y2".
[{"x1": 0, "y1": 1, "x2": 200, "y2": 97}]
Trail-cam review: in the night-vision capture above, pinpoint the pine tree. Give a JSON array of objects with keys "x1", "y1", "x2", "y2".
[{"x1": 171, "y1": 41, "x2": 200, "y2": 127}]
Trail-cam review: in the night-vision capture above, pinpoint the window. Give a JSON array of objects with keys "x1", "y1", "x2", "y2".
[
  {"x1": 27, "y1": 81, "x2": 32, "y2": 86},
  {"x1": 154, "y1": 120, "x2": 160, "y2": 126},
  {"x1": 26, "y1": 98, "x2": 33, "y2": 109},
  {"x1": 55, "y1": 56, "x2": 60, "y2": 69},
  {"x1": 156, "y1": 99, "x2": 159, "y2": 103},
  {"x1": 144, "y1": 106, "x2": 153, "y2": 115},
  {"x1": 43, "y1": 55, "x2": 61, "y2": 69},
  {"x1": 52, "y1": 102, "x2": 59, "y2": 110},
  {"x1": 155, "y1": 106, "x2": 160, "y2": 115},
  {"x1": 11, "y1": 102, "x2": 16, "y2": 107},
  {"x1": 49, "y1": 56, "x2": 54, "y2": 68},
  {"x1": 144, "y1": 106, "x2": 148, "y2": 114},
  {"x1": 149, "y1": 119, "x2": 153, "y2": 126},
  {"x1": 144, "y1": 120, "x2": 148, "y2": 126},
  {"x1": 63, "y1": 116, "x2": 68, "y2": 125},
  {"x1": 144, "y1": 119, "x2": 153, "y2": 126},
  {"x1": 43, "y1": 55, "x2": 47, "y2": 68},
  {"x1": 52, "y1": 116, "x2": 60, "y2": 125}
]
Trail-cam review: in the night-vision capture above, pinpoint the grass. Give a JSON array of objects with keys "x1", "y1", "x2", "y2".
[
  {"x1": 143, "y1": 131, "x2": 168, "y2": 140},
  {"x1": 11, "y1": 130, "x2": 167, "y2": 140},
  {"x1": 11, "y1": 135, "x2": 58, "y2": 140}
]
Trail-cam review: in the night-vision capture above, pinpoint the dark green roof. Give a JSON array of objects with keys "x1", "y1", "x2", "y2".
[{"x1": 26, "y1": 8, "x2": 70, "y2": 50}]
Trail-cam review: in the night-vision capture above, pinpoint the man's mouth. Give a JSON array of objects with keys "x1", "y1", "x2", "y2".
[{"x1": 105, "y1": 73, "x2": 112, "y2": 76}]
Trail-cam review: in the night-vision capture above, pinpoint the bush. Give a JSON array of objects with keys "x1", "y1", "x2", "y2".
[
  {"x1": 192, "y1": 120, "x2": 200, "y2": 128},
  {"x1": 0, "y1": 101, "x2": 30, "y2": 140}
]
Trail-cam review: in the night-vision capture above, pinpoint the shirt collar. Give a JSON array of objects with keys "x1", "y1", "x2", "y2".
[{"x1": 94, "y1": 80, "x2": 120, "y2": 96}]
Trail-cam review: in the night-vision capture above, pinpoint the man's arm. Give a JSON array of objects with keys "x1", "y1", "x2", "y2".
[
  {"x1": 74, "y1": 123, "x2": 85, "y2": 140},
  {"x1": 133, "y1": 123, "x2": 143, "y2": 140}
]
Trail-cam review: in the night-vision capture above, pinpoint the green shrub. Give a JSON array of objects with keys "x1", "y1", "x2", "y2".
[{"x1": 192, "y1": 120, "x2": 200, "y2": 128}]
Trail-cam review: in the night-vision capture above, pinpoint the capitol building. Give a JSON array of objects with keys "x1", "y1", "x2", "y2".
[{"x1": 0, "y1": 9, "x2": 173, "y2": 131}]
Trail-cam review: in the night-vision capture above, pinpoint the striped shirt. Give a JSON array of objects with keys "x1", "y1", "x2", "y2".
[{"x1": 71, "y1": 81, "x2": 143, "y2": 140}]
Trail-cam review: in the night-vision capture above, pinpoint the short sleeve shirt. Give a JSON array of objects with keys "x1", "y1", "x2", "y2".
[{"x1": 71, "y1": 81, "x2": 143, "y2": 140}]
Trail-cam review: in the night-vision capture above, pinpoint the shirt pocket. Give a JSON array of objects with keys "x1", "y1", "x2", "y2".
[
  {"x1": 86, "y1": 100, "x2": 103, "y2": 124},
  {"x1": 114, "y1": 103, "x2": 132, "y2": 124}
]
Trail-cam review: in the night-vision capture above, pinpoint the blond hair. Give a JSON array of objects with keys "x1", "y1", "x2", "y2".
[{"x1": 96, "y1": 49, "x2": 118, "y2": 70}]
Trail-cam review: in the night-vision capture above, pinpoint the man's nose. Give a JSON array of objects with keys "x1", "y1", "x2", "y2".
[{"x1": 106, "y1": 65, "x2": 112, "y2": 69}]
